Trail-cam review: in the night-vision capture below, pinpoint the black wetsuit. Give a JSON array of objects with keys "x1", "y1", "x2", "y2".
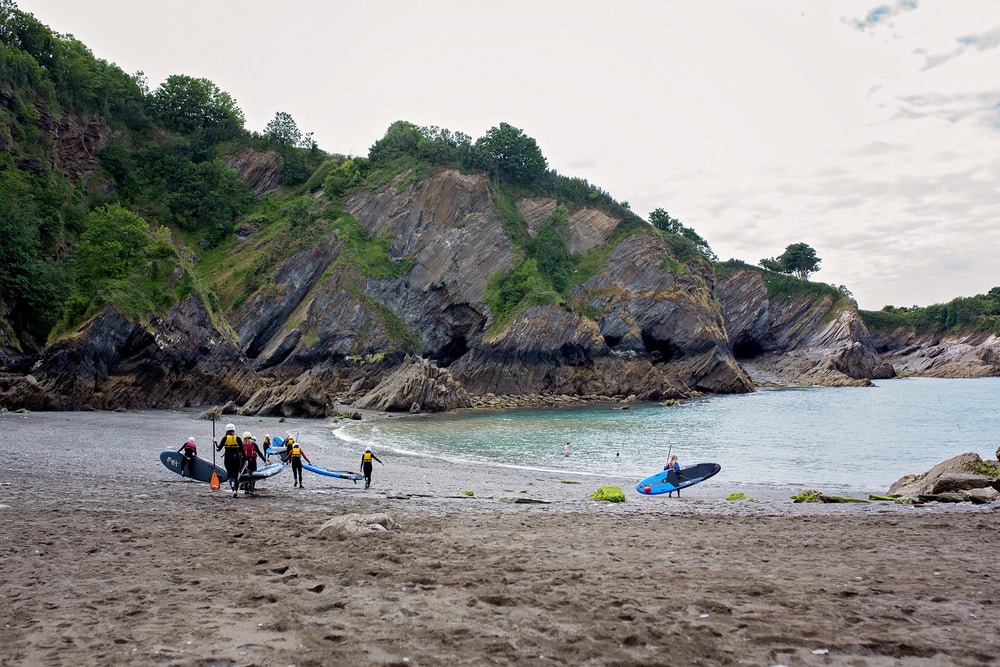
[
  {"x1": 216, "y1": 433, "x2": 244, "y2": 496},
  {"x1": 178, "y1": 442, "x2": 197, "y2": 478}
]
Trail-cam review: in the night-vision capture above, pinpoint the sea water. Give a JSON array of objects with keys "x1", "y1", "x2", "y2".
[{"x1": 334, "y1": 377, "x2": 1000, "y2": 495}]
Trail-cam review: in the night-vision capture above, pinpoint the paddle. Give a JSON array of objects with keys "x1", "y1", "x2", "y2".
[{"x1": 209, "y1": 407, "x2": 221, "y2": 491}]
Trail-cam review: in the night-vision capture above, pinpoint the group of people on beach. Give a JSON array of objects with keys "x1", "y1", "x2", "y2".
[{"x1": 177, "y1": 421, "x2": 385, "y2": 496}]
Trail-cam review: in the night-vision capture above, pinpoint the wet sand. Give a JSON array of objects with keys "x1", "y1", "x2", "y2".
[{"x1": 1, "y1": 409, "x2": 998, "y2": 666}]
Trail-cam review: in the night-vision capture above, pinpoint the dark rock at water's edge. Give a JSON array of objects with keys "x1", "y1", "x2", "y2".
[
  {"x1": 0, "y1": 298, "x2": 257, "y2": 411},
  {"x1": 887, "y1": 452, "x2": 1000, "y2": 504}
]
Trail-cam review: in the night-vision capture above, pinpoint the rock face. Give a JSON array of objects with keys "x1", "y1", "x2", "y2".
[
  {"x1": 40, "y1": 111, "x2": 112, "y2": 183},
  {"x1": 0, "y1": 298, "x2": 256, "y2": 411},
  {"x1": 870, "y1": 330, "x2": 1000, "y2": 378},
  {"x1": 715, "y1": 269, "x2": 891, "y2": 387},
  {"x1": 355, "y1": 356, "x2": 471, "y2": 413},
  {"x1": 4, "y1": 164, "x2": 993, "y2": 415},
  {"x1": 223, "y1": 148, "x2": 284, "y2": 198}
]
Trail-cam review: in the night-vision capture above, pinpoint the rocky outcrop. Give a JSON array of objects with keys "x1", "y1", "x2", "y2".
[
  {"x1": 715, "y1": 269, "x2": 891, "y2": 387},
  {"x1": 224, "y1": 148, "x2": 284, "y2": 197},
  {"x1": 355, "y1": 356, "x2": 471, "y2": 413},
  {"x1": 239, "y1": 368, "x2": 339, "y2": 418},
  {"x1": 40, "y1": 111, "x2": 112, "y2": 182},
  {"x1": 0, "y1": 297, "x2": 257, "y2": 411},
  {"x1": 887, "y1": 452, "x2": 1000, "y2": 502},
  {"x1": 518, "y1": 197, "x2": 619, "y2": 255},
  {"x1": 871, "y1": 330, "x2": 1000, "y2": 378}
]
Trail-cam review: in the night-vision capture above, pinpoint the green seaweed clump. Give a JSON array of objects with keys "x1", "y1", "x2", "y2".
[
  {"x1": 790, "y1": 489, "x2": 824, "y2": 503},
  {"x1": 791, "y1": 489, "x2": 868, "y2": 503},
  {"x1": 590, "y1": 485, "x2": 626, "y2": 503},
  {"x1": 868, "y1": 493, "x2": 902, "y2": 501},
  {"x1": 975, "y1": 461, "x2": 1000, "y2": 478},
  {"x1": 726, "y1": 492, "x2": 757, "y2": 502},
  {"x1": 459, "y1": 490, "x2": 474, "y2": 496}
]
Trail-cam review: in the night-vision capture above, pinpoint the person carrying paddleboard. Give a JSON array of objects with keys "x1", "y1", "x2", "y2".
[
  {"x1": 282, "y1": 441, "x2": 311, "y2": 488},
  {"x1": 359, "y1": 447, "x2": 384, "y2": 490},
  {"x1": 664, "y1": 453, "x2": 681, "y2": 497},
  {"x1": 177, "y1": 437, "x2": 198, "y2": 481},
  {"x1": 240, "y1": 432, "x2": 267, "y2": 496},
  {"x1": 214, "y1": 424, "x2": 244, "y2": 498}
]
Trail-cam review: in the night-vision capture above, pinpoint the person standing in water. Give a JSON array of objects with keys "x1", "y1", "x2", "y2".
[
  {"x1": 214, "y1": 424, "x2": 244, "y2": 498},
  {"x1": 360, "y1": 447, "x2": 384, "y2": 489},
  {"x1": 282, "y1": 440, "x2": 312, "y2": 488},
  {"x1": 564, "y1": 442, "x2": 571, "y2": 457},
  {"x1": 178, "y1": 437, "x2": 197, "y2": 481}
]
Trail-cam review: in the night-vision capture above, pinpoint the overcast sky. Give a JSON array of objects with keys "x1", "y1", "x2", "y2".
[{"x1": 19, "y1": 0, "x2": 1000, "y2": 310}]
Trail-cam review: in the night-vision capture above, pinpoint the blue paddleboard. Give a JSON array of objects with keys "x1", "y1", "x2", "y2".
[
  {"x1": 636, "y1": 462, "x2": 721, "y2": 496},
  {"x1": 265, "y1": 435, "x2": 287, "y2": 458},
  {"x1": 302, "y1": 462, "x2": 363, "y2": 482},
  {"x1": 239, "y1": 462, "x2": 284, "y2": 482}
]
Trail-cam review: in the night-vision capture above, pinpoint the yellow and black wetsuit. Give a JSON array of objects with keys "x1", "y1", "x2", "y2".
[
  {"x1": 282, "y1": 443, "x2": 310, "y2": 488},
  {"x1": 216, "y1": 432, "x2": 244, "y2": 495},
  {"x1": 360, "y1": 450, "x2": 383, "y2": 489}
]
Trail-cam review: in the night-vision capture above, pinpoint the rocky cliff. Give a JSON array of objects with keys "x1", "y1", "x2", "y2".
[
  {"x1": 0, "y1": 296, "x2": 257, "y2": 411},
  {"x1": 715, "y1": 270, "x2": 894, "y2": 387},
  {"x1": 0, "y1": 166, "x2": 972, "y2": 416},
  {"x1": 869, "y1": 329, "x2": 1000, "y2": 378}
]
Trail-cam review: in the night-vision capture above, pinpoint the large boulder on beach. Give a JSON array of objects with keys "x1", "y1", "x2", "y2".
[{"x1": 887, "y1": 452, "x2": 997, "y2": 497}]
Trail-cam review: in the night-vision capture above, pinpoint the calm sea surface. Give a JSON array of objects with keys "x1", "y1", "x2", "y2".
[{"x1": 335, "y1": 377, "x2": 1000, "y2": 495}]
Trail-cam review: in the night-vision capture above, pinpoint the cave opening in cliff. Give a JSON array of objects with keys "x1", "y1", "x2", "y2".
[
  {"x1": 432, "y1": 336, "x2": 468, "y2": 367},
  {"x1": 603, "y1": 335, "x2": 622, "y2": 348},
  {"x1": 641, "y1": 332, "x2": 680, "y2": 363},
  {"x1": 732, "y1": 337, "x2": 765, "y2": 360}
]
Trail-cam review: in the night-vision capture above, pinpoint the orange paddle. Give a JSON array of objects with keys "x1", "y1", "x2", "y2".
[{"x1": 209, "y1": 407, "x2": 221, "y2": 491}]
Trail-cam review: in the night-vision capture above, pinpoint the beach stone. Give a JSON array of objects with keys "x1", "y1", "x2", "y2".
[
  {"x1": 930, "y1": 473, "x2": 998, "y2": 495},
  {"x1": 963, "y1": 487, "x2": 1000, "y2": 504},
  {"x1": 320, "y1": 512, "x2": 396, "y2": 535}
]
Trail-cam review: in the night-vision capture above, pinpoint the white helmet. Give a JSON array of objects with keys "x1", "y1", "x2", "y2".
[
  {"x1": 242, "y1": 431, "x2": 253, "y2": 440},
  {"x1": 225, "y1": 423, "x2": 235, "y2": 432},
  {"x1": 365, "y1": 447, "x2": 371, "y2": 452},
  {"x1": 187, "y1": 437, "x2": 195, "y2": 443}
]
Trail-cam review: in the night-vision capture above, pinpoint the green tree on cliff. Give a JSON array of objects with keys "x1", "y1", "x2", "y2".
[
  {"x1": 264, "y1": 111, "x2": 302, "y2": 148},
  {"x1": 149, "y1": 74, "x2": 245, "y2": 139},
  {"x1": 759, "y1": 242, "x2": 821, "y2": 280},
  {"x1": 474, "y1": 122, "x2": 548, "y2": 187}
]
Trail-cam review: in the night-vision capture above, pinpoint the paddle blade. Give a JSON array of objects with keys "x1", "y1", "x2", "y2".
[{"x1": 210, "y1": 470, "x2": 220, "y2": 491}]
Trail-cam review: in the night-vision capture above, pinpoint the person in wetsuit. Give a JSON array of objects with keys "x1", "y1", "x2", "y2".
[
  {"x1": 282, "y1": 441, "x2": 312, "y2": 488},
  {"x1": 241, "y1": 431, "x2": 267, "y2": 496},
  {"x1": 178, "y1": 437, "x2": 197, "y2": 480},
  {"x1": 359, "y1": 447, "x2": 384, "y2": 490},
  {"x1": 664, "y1": 453, "x2": 681, "y2": 498},
  {"x1": 214, "y1": 424, "x2": 244, "y2": 498}
]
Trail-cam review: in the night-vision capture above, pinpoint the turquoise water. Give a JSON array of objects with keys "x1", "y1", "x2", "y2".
[{"x1": 334, "y1": 377, "x2": 1000, "y2": 494}]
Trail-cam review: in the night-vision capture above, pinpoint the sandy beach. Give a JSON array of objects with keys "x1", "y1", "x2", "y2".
[{"x1": 1, "y1": 409, "x2": 998, "y2": 666}]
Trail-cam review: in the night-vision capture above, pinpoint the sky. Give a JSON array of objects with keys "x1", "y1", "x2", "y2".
[{"x1": 17, "y1": 0, "x2": 1000, "y2": 310}]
